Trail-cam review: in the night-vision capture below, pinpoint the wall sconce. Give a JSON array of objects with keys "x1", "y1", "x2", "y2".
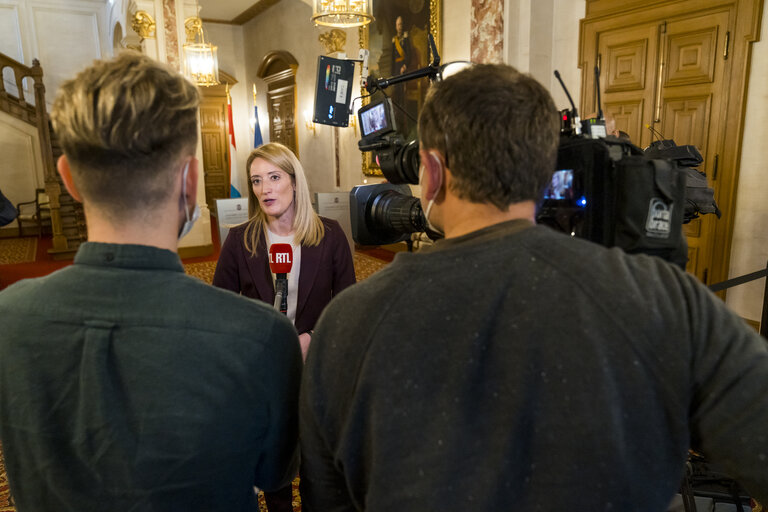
[{"x1": 304, "y1": 109, "x2": 317, "y2": 135}]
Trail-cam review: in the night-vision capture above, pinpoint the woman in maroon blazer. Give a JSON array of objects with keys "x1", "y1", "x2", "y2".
[{"x1": 213, "y1": 142, "x2": 356, "y2": 360}]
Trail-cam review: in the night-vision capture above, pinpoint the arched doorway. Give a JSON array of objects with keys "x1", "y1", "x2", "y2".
[{"x1": 257, "y1": 51, "x2": 299, "y2": 155}]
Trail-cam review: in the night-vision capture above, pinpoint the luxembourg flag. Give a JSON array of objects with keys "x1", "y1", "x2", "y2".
[{"x1": 227, "y1": 92, "x2": 241, "y2": 198}]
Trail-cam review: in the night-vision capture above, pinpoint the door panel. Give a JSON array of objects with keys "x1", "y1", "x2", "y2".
[
  {"x1": 603, "y1": 38, "x2": 649, "y2": 93},
  {"x1": 604, "y1": 99, "x2": 644, "y2": 143},
  {"x1": 659, "y1": 11, "x2": 729, "y2": 282},
  {"x1": 267, "y1": 86, "x2": 298, "y2": 155},
  {"x1": 587, "y1": 8, "x2": 730, "y2": 283},
  {"x1": 595, "y1": 23, "x2": 659, "y2": 149},
  {"x1": 199, "y1": 97, "x2": 228, "y2": 214}
]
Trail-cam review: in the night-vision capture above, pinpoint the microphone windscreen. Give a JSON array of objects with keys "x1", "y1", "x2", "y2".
[{"x1": 268, "y1": 243, "x2": 293, "y2": 274}]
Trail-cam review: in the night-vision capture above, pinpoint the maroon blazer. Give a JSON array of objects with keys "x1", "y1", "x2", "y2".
[{"x1": 213, "y1": 217, "x2": 356, "y2": 335}]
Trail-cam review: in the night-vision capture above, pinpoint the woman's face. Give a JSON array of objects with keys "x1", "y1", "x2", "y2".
[{"x1": 249, "y1": 158, "x2": 295, "y2": 221}]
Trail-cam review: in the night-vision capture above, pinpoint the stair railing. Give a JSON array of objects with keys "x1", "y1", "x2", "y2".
[{"x1": 1, "y1": 53, "x2": 67, "y2": 252}]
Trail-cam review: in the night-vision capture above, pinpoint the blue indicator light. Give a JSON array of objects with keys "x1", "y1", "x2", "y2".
[{"x1": 578, "y1": 196, "x2": 588, "y2": 207}]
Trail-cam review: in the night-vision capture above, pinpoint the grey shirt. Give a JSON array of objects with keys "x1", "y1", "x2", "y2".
[
  {"x1": 0, "y1": 242, "x2": 302, "y2": 511},
  {"x1": 300, "y1": 219, "x2": 768, "y2": 511}
]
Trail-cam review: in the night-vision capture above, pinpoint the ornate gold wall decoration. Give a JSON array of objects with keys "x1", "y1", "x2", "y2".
[
  {"x1": 319, "y1": 29, "x2": 347, "y2": 55},
  {"x1": 184, "y1": 17, "x2": 203, "y2": 44},
  {"x1": 131, "y1": 11, "x2": 156, "y2": 40}
]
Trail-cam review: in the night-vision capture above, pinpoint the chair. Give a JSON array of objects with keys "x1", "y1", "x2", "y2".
[{"x1": 16, "y1": 188, "x2": 51, "y2": 237}]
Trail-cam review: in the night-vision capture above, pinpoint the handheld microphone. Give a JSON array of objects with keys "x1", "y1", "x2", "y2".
[{"x1": 268, "y1": 243, "x2": 293, "y2": 315}]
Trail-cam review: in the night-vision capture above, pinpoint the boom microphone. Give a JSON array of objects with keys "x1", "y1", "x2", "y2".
[{"x1": 268, "y1": 243, "x2": 293, "y2": 315}]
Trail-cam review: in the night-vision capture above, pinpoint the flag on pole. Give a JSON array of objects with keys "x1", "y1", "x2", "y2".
[
  {"x1": 253, "y1": 106, "x2": 264, "y2": 148},
  {"x1": 227, "y1": 86, "x2": 241, "y2": 198},
  {"x1": 253, "y1": 84, "x2": 264, "y2": 149}
]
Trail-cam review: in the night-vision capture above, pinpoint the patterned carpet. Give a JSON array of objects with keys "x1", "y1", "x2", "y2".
[
  {"x1": 0, "y1": 443, "x2": 13, "y2": 512},
  {"x1": 183, "y1": 252, "x2": 389, "y2": 285},
  {"x1": 183, "y1": 260, "x2": 218, "y2": 283},
  {"x1": 0, "y1": 238, "x2": 36, "y2": 265}
]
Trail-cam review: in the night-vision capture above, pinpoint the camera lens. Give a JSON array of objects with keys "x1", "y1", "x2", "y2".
[
  {"x1": 396, "y1": 139, "x2": 421, "y2": 184},
  {"x1": 368, "y1": 189, "x2": 428, "y2": 235},
  {"x1": 378, "y1": 139, "x2": 421, "y2": 185}
]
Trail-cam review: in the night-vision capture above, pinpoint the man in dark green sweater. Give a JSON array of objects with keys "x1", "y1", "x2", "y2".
[
  {"x1": 299, "y1": 64, "x2": 768, "y2": 510},
  {"x1": 0, "y1": 53, "x2": 302, "y2": 511}
]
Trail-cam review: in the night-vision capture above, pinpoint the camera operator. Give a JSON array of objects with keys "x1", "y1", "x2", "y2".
[{"x1": 299, "y1": 63, "x2": 768, "y2": 511}]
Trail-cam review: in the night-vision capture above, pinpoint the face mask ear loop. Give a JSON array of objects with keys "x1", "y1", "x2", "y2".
[
  {"x1": 182, "y1": 162, "x2": 195, "y2": 221},
  {"x1": 423, "y1": 151, "x2": 445, "y2": 237}
]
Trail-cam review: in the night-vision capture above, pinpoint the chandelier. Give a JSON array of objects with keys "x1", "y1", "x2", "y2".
[
  {"x1": 312, "y1": 0, "x2": 373, "y2": 28},
  {"x1": 183, "y1": 14, "x2": 219, "y2": 86}
]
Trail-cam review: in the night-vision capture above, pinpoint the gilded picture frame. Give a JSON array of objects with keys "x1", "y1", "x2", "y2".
[{"x1": 359, "y1": 0, "x2": 442, "y2": 176}]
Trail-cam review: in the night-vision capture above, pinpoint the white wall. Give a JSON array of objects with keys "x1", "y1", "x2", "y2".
[
  {"x1": 504, "y1": 0, "x2": 585, "y2": 110},
  {"x1": 0, "y1": 109, "x2": 44, "y2": 234},
  {"x1": 0, "y1": 0, "x2": 108, "y2": 109},
  {"x1": 443, "y1": 0, "x2": 471, "y2": 62},
  {"x1": 726, "y1": 7, "x2": 768, "y2": 323},
  {"x1": 0, "y1": 0, "x2": 108, "y2": 235}
]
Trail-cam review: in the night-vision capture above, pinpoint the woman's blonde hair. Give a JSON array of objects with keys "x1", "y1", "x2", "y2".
[{"x1": 242, "y1": 142, "x2": 324, "y2": 256}]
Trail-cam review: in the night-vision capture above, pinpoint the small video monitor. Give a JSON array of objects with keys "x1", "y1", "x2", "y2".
[
  {"x1": 543, "y1": 169, "x2": 575, "y2": 201},
  {"x1": 358, "y1": 98, "x2": 396, "y2": 143},
  {"x1": 313, "y1": 56, "x2": 355, "y2": 127}
]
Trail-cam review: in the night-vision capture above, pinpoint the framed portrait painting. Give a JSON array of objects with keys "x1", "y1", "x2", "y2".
[{"x1": 359, "y1": 0, "x2": 442, "y2": 176}]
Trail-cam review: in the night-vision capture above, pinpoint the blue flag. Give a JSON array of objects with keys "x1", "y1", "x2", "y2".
[{"x1": 254, "y1": 106, "x2": 264, "y2": 148}]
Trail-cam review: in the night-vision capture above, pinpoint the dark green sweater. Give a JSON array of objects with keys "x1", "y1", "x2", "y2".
[
  {"x1": 0, "y1": 242, "x2": 302, "y2": 511},
  {"x1": 300, "y1": 220, "x2": 768, "y2": 511}
]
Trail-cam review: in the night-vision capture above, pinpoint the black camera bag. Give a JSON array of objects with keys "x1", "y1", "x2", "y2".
[{"x1": 610, "y1": 156, "x2": 688, "y2": 267}]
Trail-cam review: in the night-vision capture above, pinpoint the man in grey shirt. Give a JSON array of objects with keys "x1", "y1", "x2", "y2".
[
  {"x1": 0, "y1": 53, "x2": 302, "y2": 511},
  {"x1": 299, "y1": 64, "x2": 768, "y2": 511}
]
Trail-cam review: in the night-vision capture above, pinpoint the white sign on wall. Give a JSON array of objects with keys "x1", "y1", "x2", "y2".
[
  {"x1": 215, "y1": 198, "x2": 249, "y2": 245},
  {"x1": 315, "y1": 192, "x2": 354, "y2": 254}
]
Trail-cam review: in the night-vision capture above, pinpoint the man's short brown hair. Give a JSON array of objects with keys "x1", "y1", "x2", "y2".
[
  {"x1": 51, "y1": 52, "x2": 200, "y2": 215},
  {"x1": 418, "y1": 64, "x2": 560, "y2": 210}
]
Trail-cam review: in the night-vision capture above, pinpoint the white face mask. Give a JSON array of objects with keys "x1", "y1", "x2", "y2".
[
  {"x1": 419, "y1": 161, "x2": 445, "y2": 237},
  {"x1": 178, "y1": 162, "x2": 200, "y2": 240}
]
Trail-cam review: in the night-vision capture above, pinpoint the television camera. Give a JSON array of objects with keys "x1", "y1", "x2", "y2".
[
  {"x1": 350, "y1": 35, "x2": 469, "y2": 245},
  {"x1": 349, "y1": 57, "x2": 719, "y2": 265},
  {"x1": 536, "y1": 68, "x2": 720, "y2": 266}
]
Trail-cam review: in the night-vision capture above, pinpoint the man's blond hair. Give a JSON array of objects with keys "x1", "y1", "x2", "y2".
[{"x1": 51, "y1": 52, "x2": 200, "y2": 216}]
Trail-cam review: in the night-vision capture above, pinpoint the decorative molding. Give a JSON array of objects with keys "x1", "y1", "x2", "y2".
[
  {"x1": 0, "y1": 5, "x2": 25, "y2": 63},
  {"x1": 131, "y1": 10, "x2": 155, "y2": 39},
  {"x1": 184, "y1": 16, "x2": 201, "y2": 43},
  {"x1": 319, "y1": 29, "x2": 347, "y2": 55}
]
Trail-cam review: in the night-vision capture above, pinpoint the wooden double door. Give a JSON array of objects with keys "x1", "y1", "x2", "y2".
[{"x1": 580, "y1": 0, "x2": 763, "y2": 287}]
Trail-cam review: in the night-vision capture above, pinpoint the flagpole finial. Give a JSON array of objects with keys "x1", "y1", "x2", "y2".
[{"x1": 253, "y1": 84, "x2": 257, "y2": 105}]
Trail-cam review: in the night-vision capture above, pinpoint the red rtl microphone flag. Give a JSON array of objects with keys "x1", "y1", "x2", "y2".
[
  {"x1": 268, "y1": 243, "x2": 293, "y2": 274},
  {"x1": 268, "y1": 243, "x2": 292, "y2": 315}
]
